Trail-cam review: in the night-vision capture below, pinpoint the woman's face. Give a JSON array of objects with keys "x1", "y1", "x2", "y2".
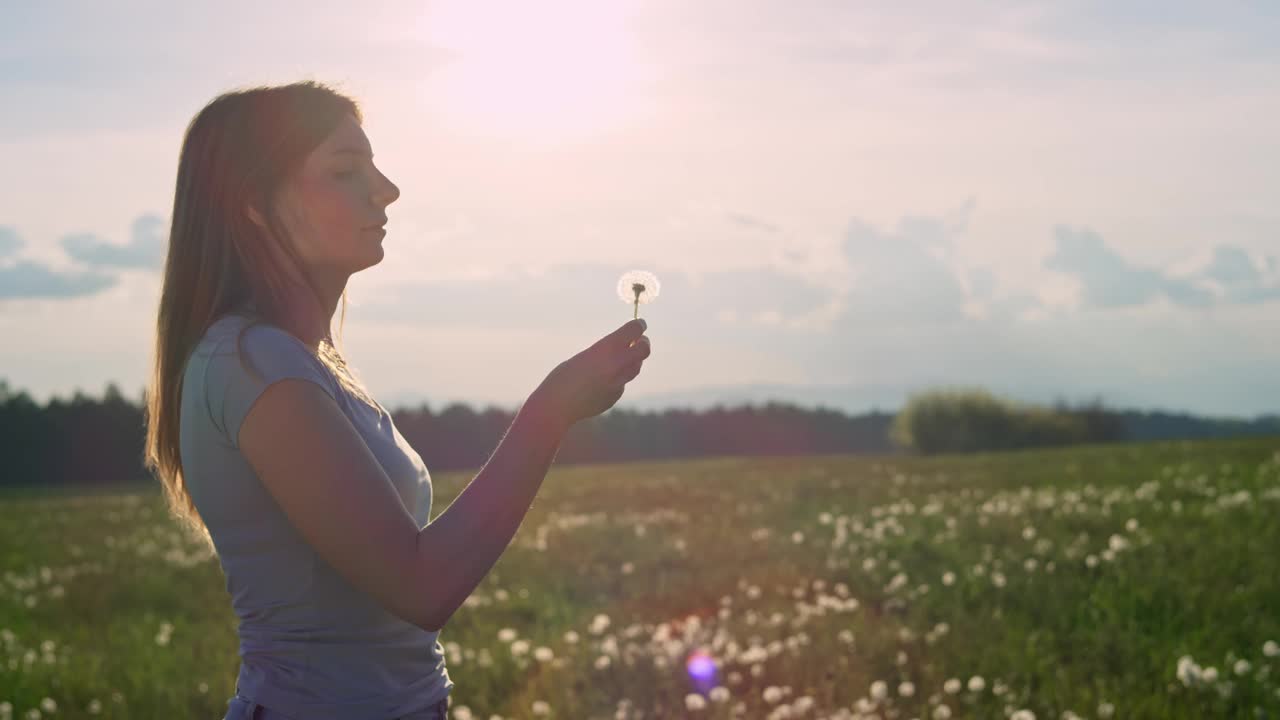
[{"x1": 268, "y1": 113, "x2": 401, "y2": 277}]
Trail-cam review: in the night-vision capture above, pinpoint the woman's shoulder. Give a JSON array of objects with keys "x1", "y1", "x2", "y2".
[{"x1": 198, "y1": 313, "x2": 313, "y2": 357}]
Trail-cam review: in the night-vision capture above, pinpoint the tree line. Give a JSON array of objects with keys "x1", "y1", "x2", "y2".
[{"x1": 1, "y1": 379, "x2": 1276, "y2": 489}]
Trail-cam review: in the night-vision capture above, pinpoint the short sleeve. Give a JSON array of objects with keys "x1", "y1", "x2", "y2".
[{"x1": 202, "y1": 323, "x2": 340, "y2": 450}]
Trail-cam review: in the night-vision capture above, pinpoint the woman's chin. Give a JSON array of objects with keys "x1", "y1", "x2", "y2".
[{"x1": 351, "y1": 244, "x2": 385, "y2": 272}]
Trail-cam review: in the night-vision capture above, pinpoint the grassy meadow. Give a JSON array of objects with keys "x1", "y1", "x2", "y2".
[{"x1": 2, "y1": 437, "x2": 1280, "y2": 719}]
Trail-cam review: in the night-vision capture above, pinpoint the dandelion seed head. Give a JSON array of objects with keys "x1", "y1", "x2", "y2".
[{"x1": 617, "y1": 270, "x2": 660, "y2": 306}]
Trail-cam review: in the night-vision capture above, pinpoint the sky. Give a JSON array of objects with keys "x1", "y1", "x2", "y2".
[{"x1": 1, "y1": 0, "x2": 1278, "y2": 417}]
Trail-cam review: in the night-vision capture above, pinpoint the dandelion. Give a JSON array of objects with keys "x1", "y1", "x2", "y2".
[
  {"x1": 531, "y1": 700, "x2": 551, "y2": 716},
  {"x1": 943, "y1": 678, "x2": 961, "y2": 695},
  {"x1": 38, "y1": 700, "x2": 55, "y2": 714},
  {"x1": 685, "y1": 693, "x2": 707, "y2": 711},
  {"x1": 710, "y1": 687, "x2": 731, "y2": 703},
  {"x1": 898, "y1": 681, "x2": 915, "y2": 698},
  {"x1": 968, "y1": 676, "x2": 985, "y2": 693},
  {"x1": 870, "y1": 681, "x2": 889, "y2": 701},
  {"x1": 1097, "y1": 702, "x2": 1115, "y2": 718},
  {"x1": 590, "y1": 613, "x2": 611, "y2": 635},
  {"x1": 1176, "y1": 656, "x2": 1202, "y2": 686},
  {"x1": 764, "y1": 686, "x2": 785, "y2": 704},
  {"x1": 1233, "y1": 659, "x2": 1251, "y2": 676},
  {"x1": 941, "y1": 571, "x2": 956, "y2": 586},
  {"x1": 497, "y1": 628, "x2": 518, "y2": 643},
  {"x1": 1010, "y1": 711, "x2": 1035, "y2": 720},
  {"x1": 933, "y1": 705, "x2": 952, "y2": 720},
  {"x1": 1264, "y1": 640, "x2": 1279, "y2": 657},
  {"x1": 617, "y1": 270, "x2": 660, "y2": 320},
  {"x1": 534, "y1": 646, "x2": 554, "y2": 662}
]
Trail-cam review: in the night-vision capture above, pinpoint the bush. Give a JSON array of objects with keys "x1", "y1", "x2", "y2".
[{"x1": 891, "y1": 388, "x2": 1121, "y2": 454}]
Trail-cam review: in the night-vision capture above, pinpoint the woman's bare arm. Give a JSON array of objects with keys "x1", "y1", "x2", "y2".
[{"x1": 239, "y1": 379, "x2": 567, "y2": 632}]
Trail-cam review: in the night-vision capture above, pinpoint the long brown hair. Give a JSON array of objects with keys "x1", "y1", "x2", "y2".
[{"x1": 144, "y1": 80, "x2": 380, "y2": 550}]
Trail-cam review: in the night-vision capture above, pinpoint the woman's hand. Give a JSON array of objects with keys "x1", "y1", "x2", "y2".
[{"x1": 529, "y1": 318, "x2": 651, "y2": 431}]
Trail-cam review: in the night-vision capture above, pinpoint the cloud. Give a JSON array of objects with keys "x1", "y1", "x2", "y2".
[
  {"x1": 1046, "y1": 226, "x2": 1279, "y2": 308},
  {"x1": 1045, "y1": 225, "x2": 1213, "y2": 308},
  {"x1": 0, "y1": 260, "x2": 117, "y2": 299},
  {"x1": 837, "y1": 203, "x2": 973, "y2": 324},
  {"x1": 61, "y1": 213, "x2": 165, "y2": 270},
  {"x1": 726, "y1": 212, "x2": 781, "y2": 234},
  {"x1": 0, "y1": 226, "x2": 22, "y2": 258},
  {"x1": 0, "y1": 224, "x2": 121, "y2": 301},
  {"x1": 1201, "y1": 245, "x2": 1280, "y2": 304}
]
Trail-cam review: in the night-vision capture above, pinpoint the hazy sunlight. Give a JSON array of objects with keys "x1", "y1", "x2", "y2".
[{"x1": 421, "y1": 0, "x2": 651, "y2": 144}]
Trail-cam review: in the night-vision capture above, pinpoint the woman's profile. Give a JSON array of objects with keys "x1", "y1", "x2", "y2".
[{"x1": 141, "y1": 80, "x2": 652, "y2": 720}]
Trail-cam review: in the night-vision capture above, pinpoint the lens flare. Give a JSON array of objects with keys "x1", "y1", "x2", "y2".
[{"x1": 686, "y1": 649, "x2": 718, "y2": 683}]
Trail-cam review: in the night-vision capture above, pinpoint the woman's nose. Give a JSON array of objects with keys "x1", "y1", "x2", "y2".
[{"x1": 374, "y1": 175, "x2": 400, "y2": 206}]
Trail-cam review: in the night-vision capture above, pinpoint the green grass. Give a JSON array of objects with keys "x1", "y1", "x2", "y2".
[{"x1": 2, "y1": 438, "x2": 1280, "y2": 719}]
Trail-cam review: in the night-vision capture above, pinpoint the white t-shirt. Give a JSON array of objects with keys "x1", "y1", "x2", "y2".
[{"x1": 179, "y1": 313, "x2": 453, "y2": 719}]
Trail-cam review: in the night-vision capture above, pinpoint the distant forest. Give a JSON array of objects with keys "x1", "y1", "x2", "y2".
[{"x1": 1, "y1": 378, "x2": 1277, "y2": 489}]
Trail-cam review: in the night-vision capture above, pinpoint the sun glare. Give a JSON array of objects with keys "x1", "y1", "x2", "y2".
[{"x1": 420, "y1": 0, "x2": 651, "y2": 144}]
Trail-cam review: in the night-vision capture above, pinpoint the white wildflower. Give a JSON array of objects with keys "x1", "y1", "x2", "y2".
[{"x1": 870, "y1": 681, "x2": 888, "y2": 701}]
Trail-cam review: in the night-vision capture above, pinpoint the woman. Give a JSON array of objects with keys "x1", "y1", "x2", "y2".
[{"x1": 141, "y1": 80, "x2": 652, "y2": 720}]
